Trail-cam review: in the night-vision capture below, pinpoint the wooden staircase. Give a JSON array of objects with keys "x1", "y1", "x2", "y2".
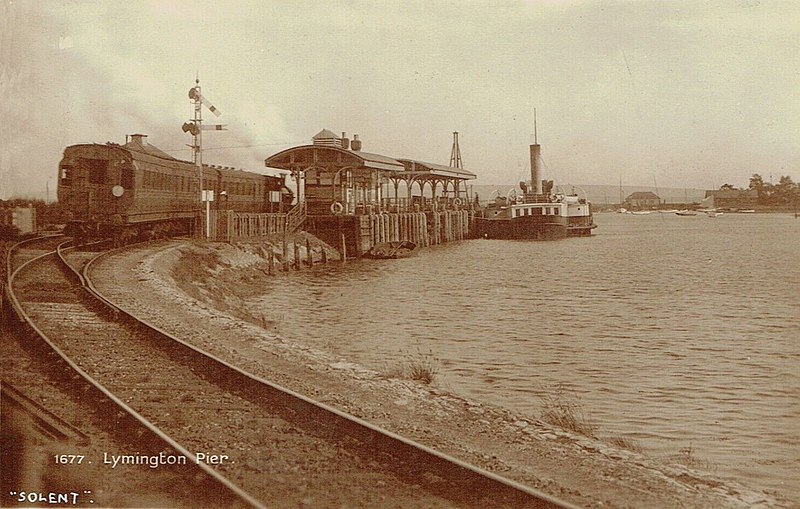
[{"x1": 284, "y1": 201, "x2": 307, "y2": 234}]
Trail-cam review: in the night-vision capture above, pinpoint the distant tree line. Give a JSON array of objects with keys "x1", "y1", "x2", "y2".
[
  {"x1": 748, "y1": 174, "x2": 798, "y2": 206},
  {"x1": 719, "y1": 174, "x2": 799, "y2": 206}
]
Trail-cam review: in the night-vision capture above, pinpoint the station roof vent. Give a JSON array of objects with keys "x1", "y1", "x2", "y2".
[{"x1": 312, "y1": 128, "x2": 342, "y2": 148}]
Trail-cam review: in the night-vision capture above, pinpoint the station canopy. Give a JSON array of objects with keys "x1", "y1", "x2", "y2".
[
  {"x1": 265, "y1": 144, "x2": 405, "y2": 173},
  {"x1": 397, "y1": 159, "x2": 476, "y2": 180},
  {"x1": 265, "y1": 131, "x2": 476, "y2": 182}
]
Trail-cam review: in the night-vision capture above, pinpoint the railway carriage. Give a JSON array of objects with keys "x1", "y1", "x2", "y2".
[{"x1": 57, "y1": 134, "x2": 292, "y2": 240}]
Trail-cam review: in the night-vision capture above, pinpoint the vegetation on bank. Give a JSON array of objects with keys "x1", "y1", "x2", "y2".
[
  {"x1": 382, "y1": 348, "x2": 441, "y2": 385},
  {"x1": 745, "y1": 173, "x2": 799, "y2": 207},
  {"x1": 540, "y1": 386, "x2": 597, "y2": 438},
  {"x1": 539, "y1": 385, "x2": 645, "y2": 453}
]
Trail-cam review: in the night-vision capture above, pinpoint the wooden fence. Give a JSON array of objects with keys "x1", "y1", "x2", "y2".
[{"x1": 208, "y1": 210, "x2": 287, "y2": 242}]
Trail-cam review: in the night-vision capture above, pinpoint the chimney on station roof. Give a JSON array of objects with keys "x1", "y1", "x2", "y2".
[{"x1": 129, "y1": 133, "x2": 148, "y2": 145}]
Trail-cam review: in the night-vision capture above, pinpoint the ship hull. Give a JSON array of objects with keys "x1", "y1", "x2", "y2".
[
  {"x1": 474, "y1": 216, "x2": 568, "y2": 240},
  {"x1": 474, "y1": 215, "x2": 596, "y2": 240}
]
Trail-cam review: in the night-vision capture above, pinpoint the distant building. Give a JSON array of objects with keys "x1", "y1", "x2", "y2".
[
  {"x1": 625, "y1": 191, "x2": 660, "y2": 208},
  {"x1": 0, "y1": 204, "x2": 37, "y2": 235},
  {"x1": 702, "y1": 189, "x2": 758, "y2": 210}
]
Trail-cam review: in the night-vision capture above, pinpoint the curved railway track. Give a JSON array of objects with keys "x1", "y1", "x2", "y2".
[
  {"x1": 4, "y1": 236, "x2": 261, "y2": 509},
  {"x1": 7, "y1": 236, "x2": 581, "y2": 509}
]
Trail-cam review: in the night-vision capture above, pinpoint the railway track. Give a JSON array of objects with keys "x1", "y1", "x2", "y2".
[
  {"x1": 4, "y1": 236, "x2": 261, "y2": 509},
  {"x1": 1, "y1": 380, "x2": 89, "y2": 444},
  {"x1": 7, "y1": 237, "x2": 581, "y2": 508}
]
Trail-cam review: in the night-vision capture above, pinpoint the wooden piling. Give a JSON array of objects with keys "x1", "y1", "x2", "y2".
[
  {"x1": 419, "y1": 213, "x2": 424, "y2": 245},
  {"x1": 306, "y1": 238, "x2": 313, "y2": 267},
  {"x1": 414, "y1": 212, "x2": 425, "y2": 247},
  {"x1": 416, "y1": 213, "x2": 422, "y2": 246},
  {"x1": 282, "y1": 236, "x2": 289, "y2": 271}
]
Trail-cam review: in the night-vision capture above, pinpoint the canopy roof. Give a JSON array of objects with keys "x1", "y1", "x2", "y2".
[
  {"x1": 397, "y1": 159, "x2": 476, "y2": 180},
  {"x1": 266, "y1": 145, "x2": 476, "y2": 180},
  {"x1": 266, "y1": 145, "x2": 405, "y2": 172}
]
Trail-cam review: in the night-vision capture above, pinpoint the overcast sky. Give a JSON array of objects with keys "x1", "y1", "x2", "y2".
[{"x1": 1, "y1": 0, "x2": 798, "y2": 200}]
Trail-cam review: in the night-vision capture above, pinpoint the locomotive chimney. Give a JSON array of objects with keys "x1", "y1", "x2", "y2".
[
  {"x1": 341, "y1": 131, "x2": 350, "y2": 150},
  {"x1": 351, "y1": 134, "x2": 362, "y2": 151}
]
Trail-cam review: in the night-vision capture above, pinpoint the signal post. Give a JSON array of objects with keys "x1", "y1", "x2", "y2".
[{"x1": 183, "y1": 78, "x2": 225, "y2": 239}]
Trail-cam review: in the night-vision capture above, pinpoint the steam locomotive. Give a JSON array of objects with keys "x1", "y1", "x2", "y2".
[{"x1": 57, "y1": 134, "x2": 292, "y2": 241}]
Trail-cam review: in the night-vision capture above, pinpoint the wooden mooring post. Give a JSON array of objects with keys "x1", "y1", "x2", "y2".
[{"x1": 282, "y1": 236, "x2": 289, "y2": 272}]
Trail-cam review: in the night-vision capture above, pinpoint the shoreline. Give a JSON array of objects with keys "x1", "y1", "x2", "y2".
[{"x1": 90, "y1": 238, "x2": 790, "y2": 509}]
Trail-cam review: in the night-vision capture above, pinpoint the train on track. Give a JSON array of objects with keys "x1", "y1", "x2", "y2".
[{"x1": 57, "y1": 134, "x2": 293, "y2": 241}]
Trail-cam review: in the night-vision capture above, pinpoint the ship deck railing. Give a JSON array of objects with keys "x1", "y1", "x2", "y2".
[{"x1": 520, "y1": 194, "x2": 554, "y2": 204}]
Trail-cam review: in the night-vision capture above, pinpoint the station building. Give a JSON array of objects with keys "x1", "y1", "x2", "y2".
[
  {"x1": 263, "y1": 129, "x2": 478, "y2": 256},
  {"x1": 265, "y1": 129, "x2": 476, "y2": 216}
]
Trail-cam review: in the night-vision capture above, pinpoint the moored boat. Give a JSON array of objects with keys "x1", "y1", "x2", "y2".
[
  {"x1": 367, "y1": 240, "x2": 416, "y2": 259},
  {"x1": 474, "y1": 126, "x2": 596, "y2": 240}
]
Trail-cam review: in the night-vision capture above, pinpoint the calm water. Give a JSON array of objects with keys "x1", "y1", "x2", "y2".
[{"x1": 250, "y1": 212, "x2": 800, "y2": 501}]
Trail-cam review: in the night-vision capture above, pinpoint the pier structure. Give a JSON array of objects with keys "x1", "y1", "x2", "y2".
[{"x1": 264, "y1": 129, "x2": 477, "y2": 257}]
